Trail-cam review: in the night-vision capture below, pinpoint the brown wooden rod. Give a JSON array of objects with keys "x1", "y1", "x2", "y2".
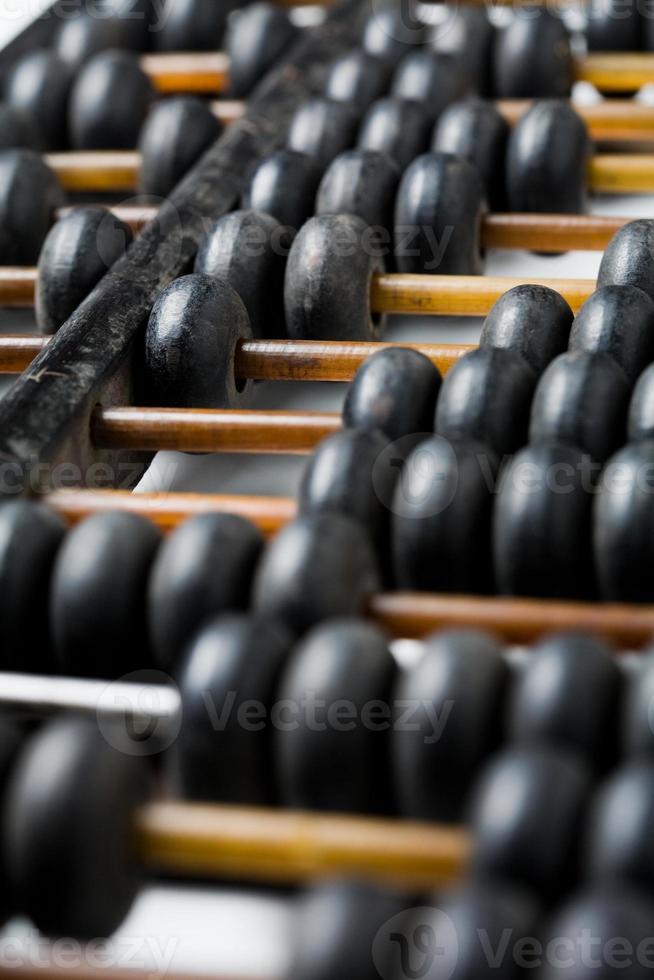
[
  {"x1": 577, "y1": 53, "x2": 654, "y2": 92},
  {"x1": 45, "y1": 150, "x2": 142, "y2": 193},
  {"x1": 588, "y1": 154, "x2": 654, "y2": 193}
]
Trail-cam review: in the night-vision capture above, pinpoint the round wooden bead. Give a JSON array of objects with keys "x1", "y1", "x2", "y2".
[
  {"x1": 4, "y1": 51, "x2": 73, "y2": 151},
  {"x1": 493, "y1": 11, "x2": 573, "y2": 97},
  {"x1": 253, "y1": 514, "x2": 380, "y2": 635},
  {"x1": 51, "y1": 512, "x2": 161, "y2": 679},
  {"x1": 325, "y1": 51, "x2": 392, "y2": 109},
  {"x1": 506, "y1": 100, "x2": 589, "y2": 214},
  {"x1": 287, "y1": 99, "x2": 360, "y2": 170},
  {"x1": 143, "y1": 274, "x2": 253, "y2": 409},
  {"x1": 54, "y1": 7, "x2": 148, "y2": 68},
  {"x1": 479, "y1": 283, "x2": 573, "y2": 374},
  {"x1": 275, "y1": 618, "x2": 396, "y2": 814},
  {"x1": 469, "y1": 747, "x2": 592, "y2": 899},
  {"x1": 432, "y1": 98, "x2": 509, "y2": 211},
  {"x1": 4, "y1": 715, "x2": 149, "y2": 938},
  {"x1": 362, "y1": 6, "x2": 427, "y2": 65},
  {"x1": 394, "y1": 629, "x2": 508, "y2": 822},
  {"x1": 316, "y1": 149, "x2": 400, "y2": 234},
  {"x1": 586, "y1": 763, "x2": 654, "y2": 893},
  {"x1": 392, "y1": 437, "x2": 499, "y2": 594},
  {"x1": 148, "y1": 513, "x2": 264, "y2": 672},
  {"x1": 36, "y1": 206, "x2": 133, "y2": 335},
  {"x1": 431, "y1": 7, "x2": 496, "y2": 95},
  {"x1": 174, "y1": 614, "x2": 293, "y2": 804},
  {"x1": 0, "y1": 150, "x2": 63, "y2": 265},
  {"x1": 0, "y1": 501, "x2": 66, "y2": 674},
  {"x1": 138, "y1": 97, "x2": 222, "y2": 197},
  {"x1": 154, "y1": 0, "x2": 232, "y2": 51},
  {"x1": 597, "y1": 219, "x2": 654, "y2": 302},
  {"x1": 622, "y1": 650, "x2": 654, "y2": 758},
  {"x1": 436, "y1": 347, "x2": 536, "y2": 458},
  {"x1": 69, "y1": 50, "x2": 154, "y2": 149},
  {"x1": 358, "y1": 97, "x2": 432, "y2": 170},
  {"x1": 195, "y1": 209, "x2": 289, "y2": 339},
  {"x1": 529, "y1": 351, "x2": 630, "y2": 465},
  {"x1": 391, "y1": 50, "x2": 471, "y2": 120},
  {"x1": 587, "y1": 0, "x2": 640, "y2": 51},
  {"x1": 343, "y1": 346, "x2": 442, "y2": 443},
  {"x1": 507, "y1": 632, "x2": 621, "y2": 767},
  {"x1": 284, "y1": 214, "x2": 385, "y2": 341},
  {"x1": 0, "y1": 104, "x2": 40, "y2": 150},
  {"x1": 570, "y1": 285, "x2": 654, "y2": 384},
  {"x1": 226, "y1": 4, "x2": 299, "y2": 97},
  {"x1": 494, "y1": 444, "x2": 596, "y2": 600},
  {"x1": 242, "y1": 149, "x2": 323, "y2": 230}
]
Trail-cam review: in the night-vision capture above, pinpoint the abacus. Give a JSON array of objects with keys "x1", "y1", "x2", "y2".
[{"x1": 3, "y1": 0, "x2": 654, "y2": 977}]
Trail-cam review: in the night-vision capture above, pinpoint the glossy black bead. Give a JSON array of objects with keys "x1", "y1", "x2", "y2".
[
  {"x1": 391, "y1": 50, "x2": 471, "y2": 120},
  {"x1": 597, "y1": 219, "x2": 654, "y2": 302},
  {"x1": 287, "y1": 99, "x2": 360, "y2": 170},
  {"x1": 494, "y1": 444, "x2": 597, "y2": 600},
  {"x1": 587, "y1": 0, "x2": 640, "y2": 51},
  {"x1": 529, "y1": 351, "x2": 630, "y2": 465},
  {"x1": 275, "y1": 618, "x2": 396, "y2": 815},
  {"x1": 138, "y1": 97, "x2": 222, "y2": 197},
  {"x1": 325, "y1": 51, "x2": 392, "y2": 109},
  {"x1": 0, "y1": 104, "x2": 40, "y2": 150},
  {"x1": 622, "y1": 650, "x2": 654, "y2": 757},
  {"x1": 493, "y1": 11, "x2": 573, "y2": 97},
  {"x1": 358, "y1": 97, "x2": 432, "y2": 171},
  {"x1": 174, "y1": 614, "x2": 293, "y2": 803},
  {"x1": 36, "y1": 207, "x2": 133, "y2": 335},
  {"x1": 143, "y1": 274, "x2": 253, "y2": 409},
  {"x1": 506, "y1": 100, "x2": 589, "y2": 214},
  {"x1": 4, "y1": 51, "x2": 73, "y2": 151},
  {"x1": 148, "y1": 514, "x2": 264, "y2": 672},
  {"x1": 54, "y1": 8, "x2": 148, "y2": 68},
  {"x1": 253, "y1": 514, "x2": 380, "y2": 635},
  {"x1": 154, "y1": 0, "x2": 232, "y2": 51},
  {"x1": 242, "y1": 149, "x2": 323, "y2": 231},
  {"x1": 479, "y1": 283, "x2": 573, "y2": 374},
  {"x1": 0, "y1": 718, "x2": 26, "y2": 926},
  {"x1": 436, "y1": 347, "x2": 536, "y2": 458},
  {"x1": 432, "y1": 98, "x2": 509, "y2": 211},
  {"x1": 226, "y1": 3, "x2": 299, "y2": 98},
  {"x1": 394, "y1": 630, "x2": 508, "y2": 822},
  {"x1": 570, "y1": 284, "x2": 654, "y2": 383},
  {"x1": 285, "y1": 214, "x2": 386, "y2": 341},
  {"x1": 362, "y1": 6, "x2": 427, "y2": 65},
  {"x1": 0, "y1": 501, "x2": 66, "y2": 674},
  {"x1": 469, "y1": 747, "x2": 591, "y2": 899},
  {"x1": 343, "y1": 346, "x2": 442, "y2": 443},
  {"x1": 0, "y1": 150, "x2": 63, "y2": 265},
  {"x1": 195, "y1": 209, "x2": 289, "y2": 339},
  {"x1": 392, "y1": 437, "x2": 499, "y2": 594},
  {"x1": 51, "y1": 512, "x2": 161, "y2": 678},
  {"x1": 394, "y1": 152, "x2": 484, "y2": 275},
  {"x1": 4, "y1": 715, "x2": 149, "y2": 938},
  {"x1": 316, "y1": 149, "x2": 399, "y2": 236},
  {"x1": 430, "y1": 7, "x2": 496, "y2": 95},
  {"x1": 69, "y1": 50, "x2": 154, "y2": 149}
]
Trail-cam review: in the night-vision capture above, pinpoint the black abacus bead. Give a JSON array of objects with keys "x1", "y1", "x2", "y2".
[
  {"x1": 529, "y1": 351, "x2": 630, "y2": 465},
  {"x1": 358, "y1": 98, "x2": 433, "y2": 171},
  {"x1": 0, "y1": 501, "x2": 67, "y2": 674},
  {"x1": 570, "y1": 284, "x2": 654, "y2": 383},
  {"x1": 69, "y1": 50, "x2": 154, "y2": 150},
  {"x1": 394, "y1": 152, "x2": 484, "y2": 275},
  {"x1": 393, "y1": 630, "x2": 508, "y2": 822},
  {"x1": 506, "y1": 100, "x2": 589, "y2": 214},
  {"x1": 51, "y1": 512, "x2": 161, "y2": 679},
  {"x1": 325, "y1": 51, "x2": 392, "y2": 110},
  {"x1": 143, "y1": 274, "x2": 253, "y2": 409},
  {"x1": 597, "y1": 219, "x2": 654, "y2": 302},
  {"x1": 54, "y1": 8, "x2": 148, "y2": 68},
  {"x1": 0, "y1": 718, "x2": 26, "y2": 926},
  {"x1": 174, "y1": 614, "x2": 293, "y2": 803},
  {"x1": 253, "y1": 514, "x2": 380, "y2": 635},
  {"x1": 316, "y1": 149, "x2": 400, "y2": 234},
  {"x1": 362, "y1": 6, "x2": 427, "y2": 65},
  {"x1": 242, "y1": 149, "x2": 323, "y2": 230},
  {"x1": 154, "y1": 0, "x2": 232, "y2": 51},
  {"x1": 4, "y1": 51, "x2": 73, "y2": 151},
  {"x1": 391, "y1": 50, "x2": 471, "y2": 120},
  {"x1": 392, "y1": 438, "x2": 498, "y2": 594},
  {"x1": 0, "y1": 150, "x2": 63, "y2": 265},
  {"x1": 493, "y1": 11, "x2": 573, "y2": 97},
  {"x1": 138, "y1": 97, "x2": 222, "y2": 197},
  {"x1": 148, "y1": 514, "x2": 264, "y2": 672},
  {"x1": 275, "y1": 618, "x2": 396, "y2": 815},
  {"x1": 36, "y1": 207, "x2": 133, "y2": 335},
  {"x1": 285, "y1": 214, "x2": 385, "y2": 341},
  {"x1": 432, "y1": 98, "x2": 509, "y2": 211},
  {"x1": 436, "y1": 348, "x2": 536, "y2": 458},
  {"x1": 507, "y1": 632, "x2": 621, "y2": 767},
  {"x1": 495, "y1": 444, "x2": 596, "y2": 599},
  {"x1": 587, "y1": 0, "x2": 640, "y2": 51},
  {"x1": 623, "y1": 651, "x2": 654, "y2": 757},
  {"x1": 0, "y1": 104, "x2": 40, "y2": 150},
  {"x1": 586, "y1": 763, "x2": 654, "y2": 893},
  {"x1": 469, "y1": 747, "x2": 592, "y2": 899},
  {"x1": 4, "y1": 715, "x2": 149, "y2": 939},
  {"x1": 343, "y1": 346, "x2": 442, "y2": 443},
  {"x1": 226, "y1": 3, "x2": 299, "y2": 98},
  {"x1": 287, "y1": 100, "x2": 361, "y2": 170},
  {"x1": 479, "y1": 284, "x2": 573, "y2": 374},
  {"x1": 430, "y1": 7, "x2": 496, "y2": 95},
  {"x1": 194, "y1": 209, "x2": 289, "y2": 339}
]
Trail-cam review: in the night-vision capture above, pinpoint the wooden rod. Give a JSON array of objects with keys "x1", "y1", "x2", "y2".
[
  {"x1": 140, "y1": 51, "x2": 231, "y2": 94},
  {"x1": 135, "y1": 802, "x2": 471, "y2": 890},
  {"x1": 577, "y1": 53, "x2": 654, "y2": 92},
  {"x1": 0, "y1": 268, "x2": 37, "y2": 307},
  {"x1": 58, "y1": 203, "x2": 158, "y2": 233},
  {"x1": 588, "y1": 154, "x2": 654, "y2": 193},
  {"x1": 45, "y1": 150, "x2": 141, "y2": 193},
  {"x1": 479, "y1": 212, "x2": 627, "y2": 252},
  {"x1": 499, "y1": 99, "x2": 654, "y2": 141}
]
